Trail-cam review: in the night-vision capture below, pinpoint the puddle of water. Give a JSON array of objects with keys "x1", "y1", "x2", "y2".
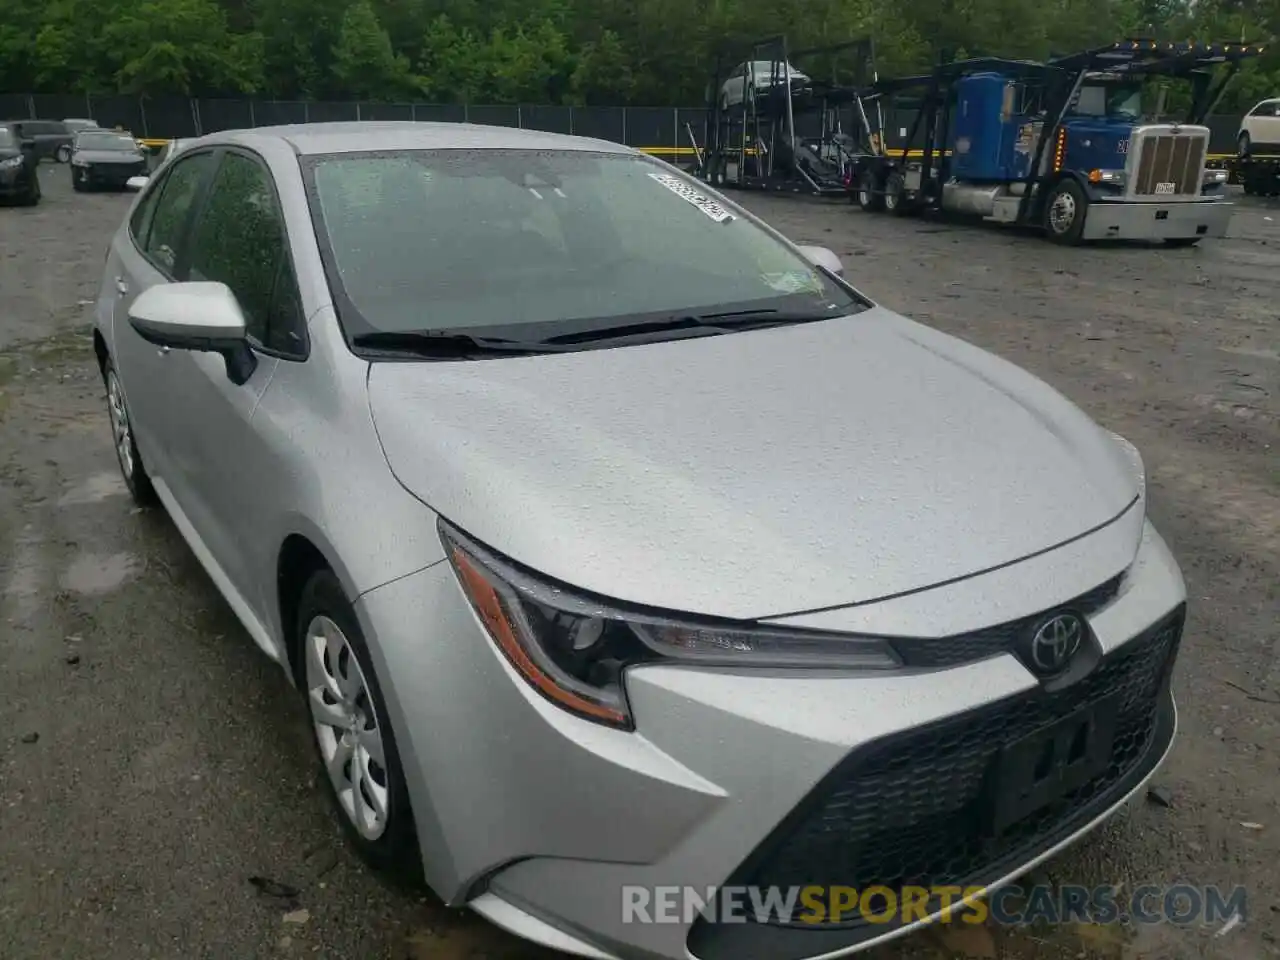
[
  {"x1": 61, "y1": 552, "x2": 139, "y2": 595},
  {"x1": 58, "y1": 471, "x2": 127, "y2": 507}
]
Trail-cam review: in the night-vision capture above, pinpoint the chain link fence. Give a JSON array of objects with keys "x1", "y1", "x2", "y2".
[{"x1": 0, "y1": 93, "x2": 1244, "y2": 155}]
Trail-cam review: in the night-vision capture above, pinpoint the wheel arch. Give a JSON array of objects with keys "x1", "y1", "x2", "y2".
[
  {"x1": 92, "y1": 328, "x2": 109, "y2": 374},
  {"x1": 276, "y1": 529, "x2": 356, "y2": 688}
]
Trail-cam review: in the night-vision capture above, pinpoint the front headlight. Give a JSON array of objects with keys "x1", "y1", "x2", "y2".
[
  {"x1": 0, "y1": 156, "x2": 22, "y2": 171},
  {"x1": 1203, "y1": 169, "x2": 1228, "y2": 184},
  {"x1": 72, "y1": 158, "x2": 89, "y2": 167},
  {"x1": 440, "y1": 520, "x2": 902, "y2": 729},
  {"x1": 1107, "y1": 430, "x2": 1146, "y2": 499}
]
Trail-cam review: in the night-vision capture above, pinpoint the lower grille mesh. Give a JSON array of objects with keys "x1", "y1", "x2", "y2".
[{"x1": 729, "y1": 607, "x2": 1184, "y2": 928}]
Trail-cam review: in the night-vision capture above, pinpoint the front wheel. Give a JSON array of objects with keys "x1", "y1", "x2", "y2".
[
  {"x1": 855, "y1": 171, "x2": 884, "y2": 212},
  {"x1": 299, "y1": 569, "x2": 421, "y2": 881},
  {"x1": 103, "y1": 359, "x2": 158, "y2": 506},
  {"x1": 884, "y1": 171, "x2": 909, "y2": 215},
  {"x1": 55, "y1": 144, "x2": 71, "y2": 163},
  {"x1": 1043, "y1": 179, "x2": 1088, "y2": 245}
]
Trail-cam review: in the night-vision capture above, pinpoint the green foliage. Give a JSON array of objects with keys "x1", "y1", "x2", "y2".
[{"x1": 0, "y1": 0, "x2": 1275, "y2": 110}]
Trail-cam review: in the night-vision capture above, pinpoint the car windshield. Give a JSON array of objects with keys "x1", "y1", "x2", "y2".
[
  {"x1": 0, "y1": 127, "x2": 15, "y2": 149},
  {"x1": 64, "y1": 120, "x2": 97, "y2": 132},
  {"x1": 77, "y1": 132, "x2": 135, "y2": 151},
  {"x1": 305, "y1": 149, "x2": 860, "y2": 339}
]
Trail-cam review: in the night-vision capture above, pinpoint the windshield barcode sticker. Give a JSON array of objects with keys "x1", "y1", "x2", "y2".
[{"x1": 648, "y1": 173, "x2": 735, "y2": 222}]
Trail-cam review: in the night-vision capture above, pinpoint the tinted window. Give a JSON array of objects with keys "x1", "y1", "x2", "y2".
[
  {"x1": 76, "y1": 131, "x2": 136, "y2": 151},
  {"x1": 307, "y1": 149, "x2": 856, "y2": 335},
  {"x1": 144, "y1": 151, "x2": 215, "y2": 273},
  {"x1": 24, "y1": 121, "x2": 64, "y2": 135},
  {"x1": 185, "y1": 152, "x2": 303, "y2": 355}
]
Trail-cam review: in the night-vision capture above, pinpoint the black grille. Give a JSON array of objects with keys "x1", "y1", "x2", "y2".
[
  {"x1": 893, "y1": 572, "x2": 1124, "y2": 668},
  {"x1": 715, "y1": 607, "x2": 1182, "y2": 930}
]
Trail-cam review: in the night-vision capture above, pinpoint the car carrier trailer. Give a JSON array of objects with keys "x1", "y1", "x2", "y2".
[
  {"x1": 846, "y1": 39, "x2": 1265, "y2": 245},
  {"x1": 692, "y1": 35, "x2": 878, "y2": 195},
  {"x1": 1210, "y1": 152, "x2": 1280, "y2": 196}
]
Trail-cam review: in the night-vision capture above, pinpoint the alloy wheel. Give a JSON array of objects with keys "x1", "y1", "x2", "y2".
[
  {"x1": 1048, "y1": 192, "x2": 1076, "y2": 234},
  {"x1": 305, "y1": 614, "x2": 390, "y2": 841},
  {"x1": 106, "y1": 370, "x2": 134, "y2": 480}
]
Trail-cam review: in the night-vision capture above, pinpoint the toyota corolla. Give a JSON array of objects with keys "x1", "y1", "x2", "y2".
[{"x1": 92, "y1": 121, "x2": 1186, "y2": 960}]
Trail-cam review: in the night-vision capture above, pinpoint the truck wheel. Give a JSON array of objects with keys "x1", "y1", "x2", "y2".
[
  {"x1": 884, "y1": 171, "x2": 909, "y2": 215},
  {"x1": 1044, "y1": 179, "x2": 1088, "y2": 245},
  {"x1": 856, "y1": 171, "x2": 884, "y2": 212},
  {"x1": 1238, "y1": 132, "x2": 1251, "y2": 158},
  {"x1": 55, "y1": 144, "x2": 71, "y2": 164}
]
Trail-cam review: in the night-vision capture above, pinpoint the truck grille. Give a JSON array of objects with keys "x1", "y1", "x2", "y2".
[
  {"x1": 711, "y1": 606, "x2": 1183, "y2": 927},
  {"x1": 1133, "y1": 132, "x2": 1206, "y2": 197}
]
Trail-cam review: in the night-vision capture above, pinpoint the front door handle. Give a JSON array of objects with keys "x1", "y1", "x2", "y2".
[{"x1": 115, "y1": 276, "x2": 128, "y2": 295}]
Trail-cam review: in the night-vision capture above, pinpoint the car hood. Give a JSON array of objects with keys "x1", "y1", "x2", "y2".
[
  {"x1": 368, "y1": 308, "x2": 1139, "y2": 620},
  {"x1": 76, "y1": 150, "x2": 144, "y2": 164}
]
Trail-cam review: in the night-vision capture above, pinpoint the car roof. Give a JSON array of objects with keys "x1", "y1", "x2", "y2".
[{"x1": 195, "y1": 121, "x2": 637, "y2": 157}]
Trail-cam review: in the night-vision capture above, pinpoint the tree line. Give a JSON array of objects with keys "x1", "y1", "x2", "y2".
[{"x1": 0, "y1": 0, "x2": 1275, "y2": 112}]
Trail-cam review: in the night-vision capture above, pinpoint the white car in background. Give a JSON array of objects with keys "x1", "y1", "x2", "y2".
[
  {"x1": 719, "y1": 59, "x2": 811, "y2": 109},
  {"x1": 1238, "y1": 98, "x2": 1280, "y2": 155}
]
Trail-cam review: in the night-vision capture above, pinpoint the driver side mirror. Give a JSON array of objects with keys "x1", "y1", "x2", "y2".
[
  {"x1": 797, "y1": 244, "x2": 844, "y2": 278},
  {"x1": 127, "y1": 281, "x2": 258, "y2": 385}
]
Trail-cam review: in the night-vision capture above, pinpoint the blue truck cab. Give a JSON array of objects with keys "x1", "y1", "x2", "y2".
[{"x1": 938, "y1": 69, "x2": 1231, "y2": 243}]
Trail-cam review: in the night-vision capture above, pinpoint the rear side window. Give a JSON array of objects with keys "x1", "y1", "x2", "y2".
[
  {"x1": 184, "y1": 151, "x2": 304, "y2": 356},
  {"x1": 141, "y1": 151, "x2": 215, "y2": 273}
]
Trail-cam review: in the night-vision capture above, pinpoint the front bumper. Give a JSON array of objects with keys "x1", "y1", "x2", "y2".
[
  {"x1": 1082, "y1": 197, "x2": 1233, "y2": 241},
  {"x1": 0, "y1": 168, "x2": 34, "y2": 196},
  {"x1": 356, "y1": 518, "x2": 1186, "y2": 960},
  {"x1": 75, "y1": 162, "x2": 147, "y2": 188}
]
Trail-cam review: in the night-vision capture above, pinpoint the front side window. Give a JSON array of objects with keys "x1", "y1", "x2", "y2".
[
  {"x1": 305, "y1": 149, "x2": 860, "y2": 344},
  {"x1": 141, "y1": 150, "x2": 215, "y2": 272},
  {"x1": 185, "y1": 152, "x2": 302, "y2": 354}
]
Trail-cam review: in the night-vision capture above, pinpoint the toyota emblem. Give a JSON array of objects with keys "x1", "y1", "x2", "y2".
[{"x1": 1028, "y1": 613, "x2": 1084, "y2": 675}]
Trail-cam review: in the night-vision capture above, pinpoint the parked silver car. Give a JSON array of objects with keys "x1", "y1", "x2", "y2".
[{"x1": 93, "y1": 121, "x2": 1185, "y2": 960}]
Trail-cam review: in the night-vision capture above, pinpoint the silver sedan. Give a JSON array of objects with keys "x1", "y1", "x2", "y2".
[{"x1": 92, "y1": 121, "x2": 1186, "y2": 960}]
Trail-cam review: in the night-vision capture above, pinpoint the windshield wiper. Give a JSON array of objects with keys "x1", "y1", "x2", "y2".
[
  {"x1": 351, "y1": 330, "x2": 572, "y2": 358},
  {"x1": 541, "y1": 308, "x2": 838, "y2": 346}
]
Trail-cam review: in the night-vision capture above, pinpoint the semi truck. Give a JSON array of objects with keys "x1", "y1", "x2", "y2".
[{"x1": 847, "y1": 40, "x2": 1265, "y2": 245}]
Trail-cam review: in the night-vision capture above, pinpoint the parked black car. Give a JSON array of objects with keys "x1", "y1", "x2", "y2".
[
  {"x1": 5, "y1": 119, "x2": 74, "y2": 163},
  {"x1": 70, "y1": 129, "x2": 147, "y2": 191},
  {"x1": 0, "y1": 124, "x2": 40, "y2": 205}
]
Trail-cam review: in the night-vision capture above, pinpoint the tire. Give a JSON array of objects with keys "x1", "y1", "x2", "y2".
[
  {"x1": 103, "y1": 358, "x2": 158, "y2": 507},
  {"x1": 1043, "y1": 178, "x2": 1088, "y2": 245},
  {"x1": 856, "y1": 171, "x2": 885, "y2": 212},
  {"x1": 884, "y1": 171, "x2": 909, "y2": 215},
  {"x1": 298, "y1": 569, "x2": 420, "y2": 881},
  {"x1": 19, "y1": 173, "x2": 40, "y2": 206},
  {"x1": 72, "y1": 167, "x2": 86, "y2": 192},
  {"x1": 1163, "y1": 237, "x2": 1201, "y2": 248},
  {"x1": 1238, "y1": 132, "x2": 1251, "y2": 158},
  {"x1": 55, "y1": 144, "x2": 71, "y2": 164}
]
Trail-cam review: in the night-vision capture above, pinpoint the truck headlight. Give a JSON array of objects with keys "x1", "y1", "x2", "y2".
[
  {"x1": 440, "y1": 519, "x2": 903, "y2": 729},
  {"x1": 1203, "y1": 169, "x2": 1228, "y2": 184},
  {"x1": 1088, "y1": 169, "x2": 1126, "y2": 185}
]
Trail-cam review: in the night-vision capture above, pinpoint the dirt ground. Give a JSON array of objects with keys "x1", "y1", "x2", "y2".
[{"x1": 0, "y1": 164, "x2": 1277, "y2": 960}]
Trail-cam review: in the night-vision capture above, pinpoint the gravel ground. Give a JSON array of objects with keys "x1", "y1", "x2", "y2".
[{"x1": 0, "y1": 163, "x2": 1277, "y2": 960}]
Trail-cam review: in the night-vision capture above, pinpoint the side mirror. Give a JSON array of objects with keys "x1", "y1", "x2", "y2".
[
  {"x1": 125, "y1": 175, "x2": 149, "y2": 191},
  {"x1": 797, "y1": 244, "x2": 844, "y2": 278},
  {"x1": 127, "y1": 282, "x2": 258, "y2": 384}
]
